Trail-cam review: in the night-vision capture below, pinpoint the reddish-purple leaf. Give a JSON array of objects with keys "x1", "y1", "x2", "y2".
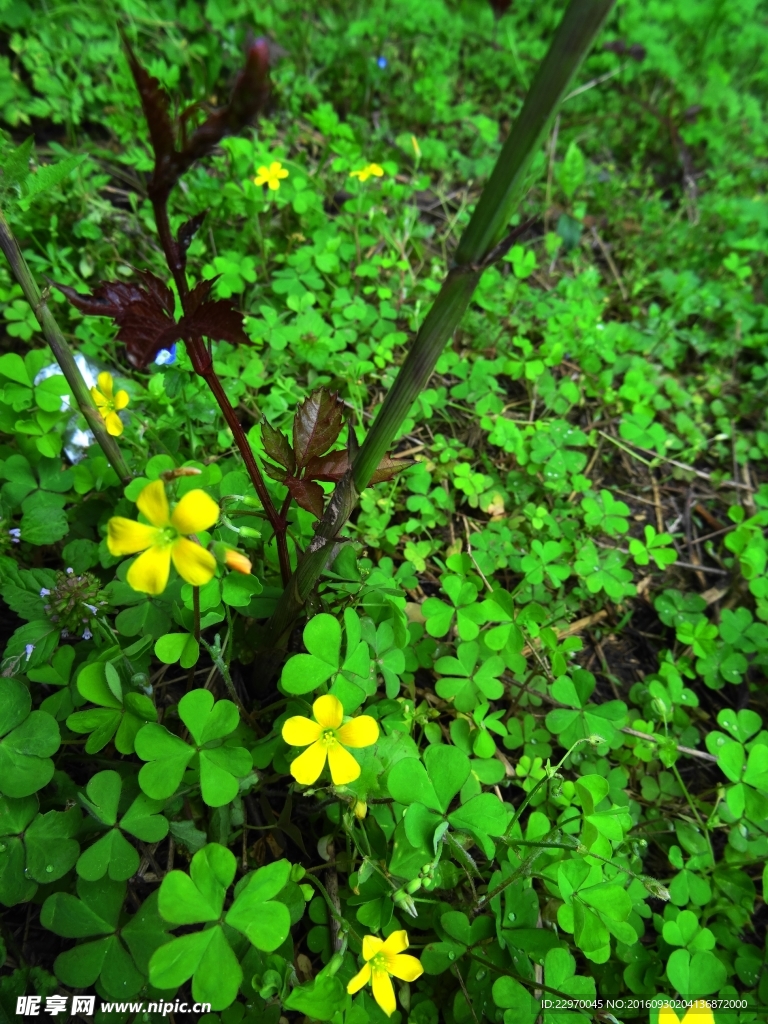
[
  {"x1": 285, "y1": 478, "x2": 325, "y2": 519},
  {"x1": 54, "y1": 279, "x2": 146, "y2": 318},
  {"x1": 304, "y1": 449, "x2": 349, "y2": 483},
  {"x1": 262, "y1": 461, "x2": 288, "y2": 484},
  {"x1": 55, "y1": 272, "x2": 177, "y2": 369},
  {"x1": 177, "y1": 299, "x2": 250, "y2": 347},
  {"x1": 122, "y1": 34, "x2": 176, "y2": 174},
  {"x1": 262, "y1": 422, "x2": 295, "y2": 473},
  {"x1": 293, "y1": 389, "x2": 344, "y2": 471},
  {"x1": 178, "y1": 210, "x2": 208, "y2": 256}
]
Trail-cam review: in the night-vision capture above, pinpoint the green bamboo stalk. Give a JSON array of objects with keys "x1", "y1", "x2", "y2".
[
  {"x1": 266, "y1": 0, "x2": 615, "y2": 644},
  {"x1": 0, "y1": 206, "x2": 132, "y2": 484}
]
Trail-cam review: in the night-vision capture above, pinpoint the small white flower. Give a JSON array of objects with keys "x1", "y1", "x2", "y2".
[
  {"x1": 84, "y1": 603, "x2": 98, "y2": 614},
  {"x1": 9, "y1": 528, "x2": 20, "y2": 542},
  {"x1": 82, "y1": 628, "x2": 93, "y2": 640},
  {"x1": 40, "y1": 588, "x2": 51, "y2": 597},
  {"x1": 24, "y1": 644, "x2": 35, "y2": 661}
]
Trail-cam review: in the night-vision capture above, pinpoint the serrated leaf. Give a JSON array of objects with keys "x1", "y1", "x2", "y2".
[
  {"x1": 293, "y1": 389, "x2": 344, "y2": 470},
  {"x1": 286, "y1": 477, "x2": 325, "y2": 518},
  {"x1": 262, "y1": 420, "x2": 296, "y2": 472}
]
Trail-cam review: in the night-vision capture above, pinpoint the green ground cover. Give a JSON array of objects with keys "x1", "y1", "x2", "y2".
[{"x1": 0, "y1": 0, "x2": 767, "y2": 1022}]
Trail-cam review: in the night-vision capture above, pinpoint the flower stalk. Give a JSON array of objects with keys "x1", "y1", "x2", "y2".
[{"x1": 0, "y1": 205, "x2": 132, "y2": 484}]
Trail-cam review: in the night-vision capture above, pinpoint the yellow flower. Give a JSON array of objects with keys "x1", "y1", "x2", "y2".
[
  {"x1": 349, "y1": 163, "x2": 384, "y2": 182},
  {"x1": 659, "y1": 1003, "x2": 715, "y2": 1024},
  {"x1": 253, "y1": 161, "x2": 289, "y2": 190},
  {"x1": 107, "y1": 480, "x2": 219, "y2": 595},
  {"x1": 354, "y1": 799, "x2": 368, "y2": 819},
  {"x1": 282, "y1": 694, "x2": 378, "y2": 786},
  {"x1": 91, "y1": 371, "x2": 129, "y2": 437},
  {"x1": 347, "y1": 931, "x2": 423, "y2": 1017}
]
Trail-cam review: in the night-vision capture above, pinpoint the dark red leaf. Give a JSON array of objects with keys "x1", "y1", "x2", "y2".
[
  {"x1": 285, "y1": 478, "x2": 325, "y2": 519},
  {"x1": 177, "y1": 299, "x2": 250, "y2": 347},
  {"x1": 55, "y1": 272, "x2": 177, "y2": 369},
  {"x1": 293, "y1": 389, "x2": 345, "y2": 471},
  {"x1": 262, "y1": 461, "x2": 288, "y2": 484},
  {"x1": 178, "y1": 210, "x2": 208, "y2": 256},
  {"x1": 54, "y1": 279, "x2": 145, "y2": 318},
  {"x1": 134, "y1": 270, "x2": 175, "y2": 317},
  {"x1": 185, "y1": 279, "x2": 215, "y2": 316},
  {"x1": 370, "y1": 455, "x2": 412, "y2": 484},
  {"x1": 122, "y1": 34, "x2": 176, "y2": 172},
  {"x1": 304, "y1": 449, "x2": 349, "y2": 483},
  {"x1": 262, "y1": 421, "x2": 295, "y2": 473}
]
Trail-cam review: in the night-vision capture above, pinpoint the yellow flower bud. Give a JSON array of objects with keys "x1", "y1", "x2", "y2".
[
  {"x1": 225, "y1": 549, "x2": 252, "y2": 575},
  {"x1": 354, "y1": 800, "x2": 368, "y2": 819}
]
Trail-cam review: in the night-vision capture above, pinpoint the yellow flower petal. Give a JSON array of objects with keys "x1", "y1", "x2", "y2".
[
  {"x1": 337, "y1": 715, "x2": 379, "y2": 748},
  {"x1": 312, "y1": 694, "x2": 344, "y2": 730},
  {"x1": 362, "y1": 935, "x2": 384, "y2": 961},
  {"x1": 659, "y1": 1007, "x2": 682, "y2": 1024},
  {"x1": 289, "y1": 740, "x2": 327, "y2": 785},
  {"x1": 137, "y1": 480, "x2": 170, "y2": 527},
  {"x1": 386, "y1": 953, "x2": 423, "y2": 983},
  {"x1": 170, "y1": 489, "x2": 219, "y2": 535},
  {"x1": 346, "y1": 962, "x2": 371, "y2": 995},
  {"x1": 91, "y1": 386, "x2": 108, "y2": 408},
  {"x1": 381, "y1": 930, "x2": 409, "y2": 957},
  {"x1": 282, "y1": 716, "x2": 323, "y2": 747},
  {"x1": 104, "y1": 410, "x2": 123, "y2": 436},
  {"x1": 368, "y1": 163, "x2": 384, "y2": 177},
  {"x1": 127, "y1": 544, "x2": 172, "y2": 595},
  {"x1": 97, "y1": 372, "x2": 114, "y2": 399},
  {"x1": 113, "y1": 389, "x2": 130, "y2": 411},
  {"x1": 327, "y1": 742, "x2": 361, "y2": 785},
  {"x1": 107, "y1": 517, "x2": 159, "y2": 556},
  {"x1": 171, "y1": 537, "x2": 217, "y2": 586},
  {"x1": 371, "y1": 969, "x2": 396, "y2": 1017},
  {"x1": 683, "y1": 1007, "x2": 714, "y2": 1024}
]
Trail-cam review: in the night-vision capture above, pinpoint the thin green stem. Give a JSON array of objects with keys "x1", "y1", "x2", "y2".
[{"x1": 0, "y1": 206, "x2": 132, "y2": 484}]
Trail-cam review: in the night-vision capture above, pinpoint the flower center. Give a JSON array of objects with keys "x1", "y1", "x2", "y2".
[
  {"x1": 320, "y1": 729, "x2": 337, "y2": 748},
  {"x1": 370, "y1": 953, "x2": 388, "y2": 973},
  {"x1": 157, "y1": 526, "x2": 179, "y2": 546}
]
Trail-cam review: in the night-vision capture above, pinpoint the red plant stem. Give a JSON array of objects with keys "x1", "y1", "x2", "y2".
[
  {"x1": 200, "y1": 369, "x2": 291, "y2": 583},
  {"x1": 151, "y1": 198, "x2": 291, "y2": 584}
]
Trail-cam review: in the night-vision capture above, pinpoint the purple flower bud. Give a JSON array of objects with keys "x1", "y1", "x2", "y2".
[
  {"x1": 9, "y1": 528, "x2": 20, "y2": 542},
  {"x1": 39, "y1": 588, "x2": 51, "y2": 597},
  {"x1": 24, "y1": 644, "x2": 35, "y2": 661},
  {"x1": 82, "y1": 628, "x2": 93, "y2": 641}
]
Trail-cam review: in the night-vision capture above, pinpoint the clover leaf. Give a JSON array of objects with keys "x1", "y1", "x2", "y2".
[
  {"x1": 387, "y1": 744, "x2": 509, "y2": 870},
  {"x1": 41, "y1": 877, "x2": 169, "y2": 998},
  {"x1": 0, "y1": 794, "x2": 80, "y2": 907},
  {"x1": 546, "y1": 670, "x2": 628, "y2": 752},
  {"x1": 135, "y1": 689, "x2": 252, "y2": 806},
  {"x1": 0, "y1": 677, "x2": 60, "y2": 797},
  {"x1": 76, "y1": 770, "x2": 169, "y2": 881},
  {"x1": 280, "y1": 609, "x2": 372, "y2": 711},
  {"x1": 422, "y1": 575, "x2": 485, "y2": 640},
  {"x1": 434, "y1": 641, "x2": 505, "y2": 713},
  {"x1": 67, "y1": 660, "x2": 157, "y2": 754},
  {"x1": 149, "y1": 844, "x2": 294, "y2": 1010}
]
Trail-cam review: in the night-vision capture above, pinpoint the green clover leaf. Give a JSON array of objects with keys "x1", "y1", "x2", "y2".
[
  {"x1": 150, "y1": 844, "x2": 294, "y2": 1010},
  {"x1": 0, "y1": 794, "x2": 80, "y2": 906},
  {"x1": 0, "y1": 677, "x2": 60, "y2": 797},
  {"x1": 76, "y1": 770, "x2": 169, "y2": 881},
  {"x1": 135, "y1": 689, "x2": 253, "y2": 806}
]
